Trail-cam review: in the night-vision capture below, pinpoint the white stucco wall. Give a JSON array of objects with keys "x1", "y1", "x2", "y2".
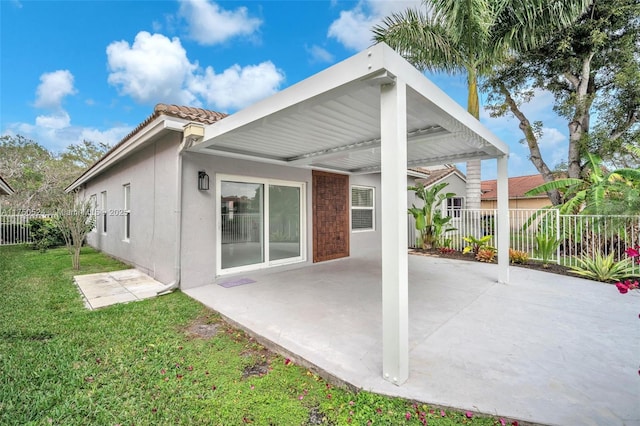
[
  {"x1": 81, "y1": 132, "x2": 180, "y2": 283},
  {"x1": 180, "y1": 153, "x2": 314, "y2": 289},
  {"x1": 79, "y1": 139, "x2": 427, "y2": 289}
]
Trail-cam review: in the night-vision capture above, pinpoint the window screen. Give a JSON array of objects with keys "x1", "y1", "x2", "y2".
[{"x1": 351, "y1": 186, "x2": 374, "y2": 231}]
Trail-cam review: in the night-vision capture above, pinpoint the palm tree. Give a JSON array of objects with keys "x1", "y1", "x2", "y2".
[{"x1": 372, "y1": 0, "x2": 590, "y2": 210}]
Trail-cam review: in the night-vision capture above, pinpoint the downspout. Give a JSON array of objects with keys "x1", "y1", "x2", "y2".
[
  {"x1": 157, "y1": 123, "x2": 203, "y2": 295},
  {"x1": 156, "y1": 146, "x2": 184, "y2": 295}
]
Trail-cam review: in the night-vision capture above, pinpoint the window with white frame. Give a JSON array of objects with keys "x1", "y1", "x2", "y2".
[
  {"x1": 89, "y1": 194, "x2": 97, "y2": 232},
  {"x1": 446, "y1": 197, "x2": 464, "y2": 218},
  {"x1": 123, "y1": 184, "x2": 130, "y2": 241},
  {"x1": 351, "y1": 186, "x2": 375, "y2": 231},
  {"x1": 101, "y1": 191, "x2": 107, "y2": 234}
]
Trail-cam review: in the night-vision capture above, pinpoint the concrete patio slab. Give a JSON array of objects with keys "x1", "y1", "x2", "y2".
[
  {"x1": 184, "y1": 255, "x2": 640, "y2": 426},
  {"x1": 74, "y1": 269, "x2": 166, "y2": 309}
]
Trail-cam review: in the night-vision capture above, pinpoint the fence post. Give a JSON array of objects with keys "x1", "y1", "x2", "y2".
[{"x1": 555, "y1": 209, "x2": 560, "y2": 265}]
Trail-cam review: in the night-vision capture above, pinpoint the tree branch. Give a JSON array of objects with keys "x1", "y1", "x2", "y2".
[{"x1": 499, "y1": 83, "x2": 562, "y2": 205}]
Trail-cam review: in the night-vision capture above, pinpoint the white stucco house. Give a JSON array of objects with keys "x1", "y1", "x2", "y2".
[{"x1": 67, "y1": 43, "x2": 510, "y2": 385}]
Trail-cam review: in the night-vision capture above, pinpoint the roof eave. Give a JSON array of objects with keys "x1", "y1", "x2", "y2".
[
  {"x1": 0, "y1": 176, "x2": 14, "y2": 195},
  {"x1": 65, "y1": 115, "x2": 186, "y2": 192}
]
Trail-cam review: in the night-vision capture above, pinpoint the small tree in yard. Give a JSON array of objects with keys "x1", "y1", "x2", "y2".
[{"x1": 54, "y1": 192, "x2": 94, "y2": 270}]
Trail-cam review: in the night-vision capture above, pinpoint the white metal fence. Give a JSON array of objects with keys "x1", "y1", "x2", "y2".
[
  {"x1": 409, "y1": 209, "x2": 640, "y2": 273},
  {"x1": 221, "y1": 213, "x2": 300, "y2": 244},
  {"x1": 0, "y1": 214, "x2": 55, "y2": 245}
]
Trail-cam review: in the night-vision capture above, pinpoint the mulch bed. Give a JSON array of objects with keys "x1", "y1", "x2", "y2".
[{"x1": 410, "y1": 248, "x2": 576, "y2": 278}]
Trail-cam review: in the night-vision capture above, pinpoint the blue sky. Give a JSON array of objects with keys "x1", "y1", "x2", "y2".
[{"x1": 0, "y1": 0, "x2": 570, "y2": 179}]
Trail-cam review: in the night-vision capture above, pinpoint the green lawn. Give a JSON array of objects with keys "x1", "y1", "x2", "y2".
[{"x1": 0, "y1": 245, "x2": 507, "y2": 425}]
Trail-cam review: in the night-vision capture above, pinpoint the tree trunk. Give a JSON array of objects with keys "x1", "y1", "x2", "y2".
[
  {"x1": 465, "y1": 159, "x2": 482, "y2": 210},
  {"x1": 564, "y1": 53, "x2": 595, "y2": 179},
  {"x1": 498, "y1": 83, "x2": 563, "y2": 205},
  {"x1": 73, "y1": 247, "x2": 80, "y2": 270},
  {"x1": 465, "y1": 68, "x2": 482, "y2": 211}
]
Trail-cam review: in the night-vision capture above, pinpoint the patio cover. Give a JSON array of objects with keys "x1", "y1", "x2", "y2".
[{"x1": 190, "y1": 42, "x2": 510, "y2": 385}]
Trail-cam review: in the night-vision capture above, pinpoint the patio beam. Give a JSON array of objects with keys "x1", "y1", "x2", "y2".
[
  {"x1": 380, "y1": 79, "x2": 409, "y2": 386},
  {"x1": 497, "y1": 155, "x2": 510, "y2": 284}
]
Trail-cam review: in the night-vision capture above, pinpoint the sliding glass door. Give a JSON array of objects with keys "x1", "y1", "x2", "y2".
[
  {"x1": 220, "y1": 181, "x2": 264, "y2": 269},
  {"x1": 219, "y1": 176, "x2": 304, "y2": 274},
  {"x1": 269, "y1": 185, "x2": 301, "y2": 262}
]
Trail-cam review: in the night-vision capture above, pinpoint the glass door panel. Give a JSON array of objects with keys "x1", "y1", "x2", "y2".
[
  {"x1": 269, "y1": 185, "x2": 301, "y2": 261},
  {"x1": 221, "y1": 181, "x2": 263, "y2": 269}
]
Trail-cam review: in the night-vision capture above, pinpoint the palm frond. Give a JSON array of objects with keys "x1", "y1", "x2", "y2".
[
  {"x1": 524, "y1": 178, "x2": 583, "y2": 196},
  {"x1": 372, "y1": 8, "x2": 465, "y2": 73}
]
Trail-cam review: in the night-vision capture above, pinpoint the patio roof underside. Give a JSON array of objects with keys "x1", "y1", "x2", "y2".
[{"x1": 190, "y1": 44, "x2": 508, "y2": 173}]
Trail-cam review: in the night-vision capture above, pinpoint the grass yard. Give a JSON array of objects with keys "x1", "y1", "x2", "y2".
[{"x1": 0, "y1": 246, "x2": 509, "y2": 425}]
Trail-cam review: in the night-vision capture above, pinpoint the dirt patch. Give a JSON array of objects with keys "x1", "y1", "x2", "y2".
[
  {"x1": 410, "y1": 248, "x2": 579, "y2": 278},
  {"x1": 184, "y1": 316, "x2": 220, "y2": 339},
  {"x1": 306, "y1": 406, "x2": 333, "y2": 425},
  {"x1": 242, "y1": 361, "x2": 270, "y2": 379}
]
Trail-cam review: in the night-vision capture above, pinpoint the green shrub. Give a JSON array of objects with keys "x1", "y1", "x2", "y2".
[
  {"x1": 569, "y1": 251, "x2": 638, "y2": 283},
  {"x1": 475, "y1": 247, "x2": 496, "y2": 263},
  {"x1": 534, "y1": 234, "x2": 561, "y2": 267},
  {"x1": 28, "y1": 218, "x2": 65, "y2": 251},
  {"x1": 509, "y1": 249, "x2": 529, "y2": 264},
  {"x1": 462, "y1": 235, "x2": 494, "y2": 256}
]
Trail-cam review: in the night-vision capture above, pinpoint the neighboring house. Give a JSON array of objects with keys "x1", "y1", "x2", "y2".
[
  {"x1": 481, "y1": 174, "x2": 551, "y2": 210},
  {"x1": 411, "y1": 165, "x2": 467, "y2": 217},
  {"x1": 66, "y1": 43, "x2": 510, "y2": 385},
  {"x1": 0, "y1": 175, "x2": 14, "y2": 196}
]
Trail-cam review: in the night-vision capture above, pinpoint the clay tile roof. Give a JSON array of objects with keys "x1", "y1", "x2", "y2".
[
  {"x1": 66, "y1": 104, "x2": 226, "y2": 191},
  {"x1": 116, "y1": 104, "x2": 227, "y2": 148},
  {"x1": 481, "y1": 174, "x2": 547, "y2": 200},
  {"x1": 413, "y1": 165, "x2": 464, "y2": 187},
  {"x1": 154, "y1": 103, "x2": 227, "y2": 124}
]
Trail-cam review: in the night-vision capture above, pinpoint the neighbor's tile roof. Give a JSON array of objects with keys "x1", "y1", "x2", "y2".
[
  {"x1": 413, "y1": 165, "x2": 465, "y2": 187},
  {"x1": 481, "y1": 174, "x2": 547, "y2": 200}
]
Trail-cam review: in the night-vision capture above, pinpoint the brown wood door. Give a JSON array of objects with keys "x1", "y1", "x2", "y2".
[{"x1": 312, "y1": 170, "x2": 350, "y2": 262}]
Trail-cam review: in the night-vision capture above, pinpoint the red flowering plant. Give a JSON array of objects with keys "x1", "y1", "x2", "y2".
[
  {"x1": 615, "y1": 246, "x2": 640, "y2": 295},
  {"x1": 615, "y1": 246, "x2": 640, "y2": 376}
]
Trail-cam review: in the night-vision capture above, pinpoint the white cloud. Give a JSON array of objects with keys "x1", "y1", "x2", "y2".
[
  {"x1": 3, "y1": 121, "x2": 132, "y2": 153},
  {"x1": 106, "y1": 31, "x2": 285, "y2": 112},
  {"x1": 189, "y1": 62, "x2": 284, "y2": 110},
  {"x1": 2, "y1": 69, "x2": 132, "y2": 152},
  {"x1": 328, "y1": 0, "x2": 422, "y2": 51},
  {"x1": 34, "y1": 70, "x2": 77, "y2": 109},
  {"x1": 35, "y1": 112, "x2": 71, "y2": 130},
  {"x1": 328, "y1": 9, "x2": 377, "y2": 51},
  {"x1": 305, "y1": 44, "x2": 334, "y2": 64},
  {"x1": 107, "y1": 32, "x2": 198, "y2": 105},
  {"x1": 538, "y1": 127, "x2": 566, "y2": 148},
  {"x1": 178, "y1": 0, "x2": 261, "y2": 45}
]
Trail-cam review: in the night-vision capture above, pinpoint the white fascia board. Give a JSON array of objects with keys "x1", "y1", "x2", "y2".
[
  {"x1": 193, "y1": 45, "x2": 388, "y2": 151},
  {"x1": 66, "y1": 116, "x2": 186, "y2": 192},
  {"x1": 407, "y1": 170, "x2": 431, "y2": 178},
  {"x1": 378, "y1": 44, "x2": 509, "y2": 157}
]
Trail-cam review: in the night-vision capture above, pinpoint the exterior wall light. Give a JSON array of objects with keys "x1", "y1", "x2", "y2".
[{"x1": 198, "y1": 171, "x2": 210, "y2": 191}]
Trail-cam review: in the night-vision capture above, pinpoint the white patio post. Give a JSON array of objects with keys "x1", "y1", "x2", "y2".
[
  {"x1": 380, "y1": 79, "x2": 409, "y2": 385},
  {"x1": 496, "y1": 155, "x2": 510, "y2": 284}
]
